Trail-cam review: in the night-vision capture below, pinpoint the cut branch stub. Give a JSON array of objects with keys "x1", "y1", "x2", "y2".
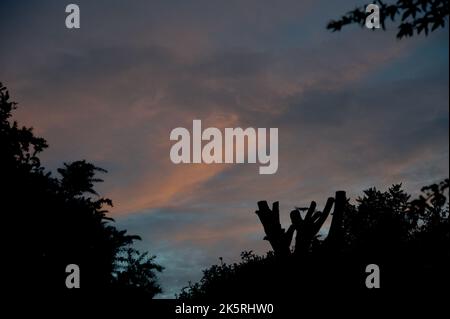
[
  {"x1": 291, "y1": 198, "x2": 335, "y2": 255},
  {"x1": 325, "y1": 191, "x2": 347, "y2": 250},
  {"x1": 255, "y1": 200, "x2": 292, "y2": 257}
]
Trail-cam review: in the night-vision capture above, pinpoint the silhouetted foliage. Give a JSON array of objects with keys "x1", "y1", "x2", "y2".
[
  {"x1": 180, "y1": 181, "x2": 449, "y2": 299},
  {"x1": 0, "y1": 82, "x2": 162, "y2": 297},
  {"x1": 327, "y1": 0, "x2": 449, "y2": 38},
  {"x1": 114, "y1": 248, "x2": 164, "y2": 296},
  {"x1": 178, "y1": 251, "x2": 277, "y2": 300}
]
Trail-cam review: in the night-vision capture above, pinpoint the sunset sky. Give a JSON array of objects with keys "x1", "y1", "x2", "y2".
[{"x1": 1, "y1": 0, "x2": 448, "y2": 297}]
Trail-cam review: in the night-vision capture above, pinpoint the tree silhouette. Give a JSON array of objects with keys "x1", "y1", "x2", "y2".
[
  {"x1": 113, "y1": 248, "x2": 164, "y2": 296},
  {"x1": 327, "y1": 0, "x2": 449, "y2": 38},
  {"x1": 0, "y1": 82, "x2": 162, "y2": 297}
]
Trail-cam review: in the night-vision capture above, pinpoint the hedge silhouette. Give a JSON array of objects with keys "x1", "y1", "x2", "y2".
[{"x1": 179, "y1": 181, "x2": 449, "y2": 299}]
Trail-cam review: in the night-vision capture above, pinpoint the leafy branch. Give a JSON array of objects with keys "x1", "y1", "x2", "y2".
[{"x1": 327, "y1": 0, "x2": 449, "y2": 38}]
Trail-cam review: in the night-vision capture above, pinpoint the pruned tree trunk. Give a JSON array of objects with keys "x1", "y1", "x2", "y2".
[
  {"x1": 255, "y1": 191, "x2": 347, "y2": 258},
  {"x1": 255, "y1": 201, "x2": 293, "y2": 258}
]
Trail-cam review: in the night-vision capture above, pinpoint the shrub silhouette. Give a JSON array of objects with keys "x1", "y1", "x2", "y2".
[
  {"x1": 179, "y1": 181, "x2": 449, "y2": 299},
  {"x1": 0, "y1": 82, "x2": 162, "y2": 297}
]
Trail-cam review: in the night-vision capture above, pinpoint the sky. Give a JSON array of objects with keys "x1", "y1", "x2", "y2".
[{"x1": 1, "y1": 0, "x2": 448, "y2": 297}]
